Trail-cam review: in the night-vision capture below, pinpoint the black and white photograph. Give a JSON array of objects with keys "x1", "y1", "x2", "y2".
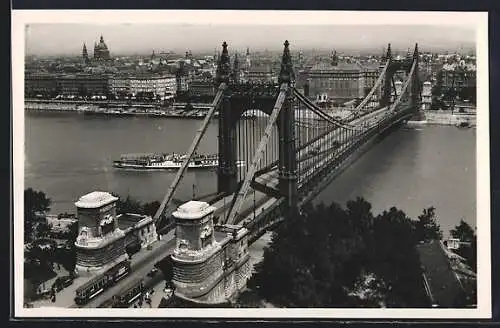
[{"x1": 12, "y1": 10, "x2": 490, "y2": 318}]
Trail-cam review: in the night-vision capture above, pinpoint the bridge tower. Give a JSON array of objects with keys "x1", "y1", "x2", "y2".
[
  {"x1": 277, "y1": 40, "x2": 298, "y2": 214},
  {"x1": 216, "y1": 42, "x2": 239, "y2": 195},
  {"x1": 380, "y1": 43, "x2": 393, "y2": 108},
  {"x1": 411, "y1": 43, "x2": 422, "y2": 109},
  {"x1": 410, "y1": 43, "x2": 425, "y2": 120}
]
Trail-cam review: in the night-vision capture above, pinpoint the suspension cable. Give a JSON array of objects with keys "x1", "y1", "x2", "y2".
[{"x1": 154, "y1": 82, "x2": 227, "y2": 222}]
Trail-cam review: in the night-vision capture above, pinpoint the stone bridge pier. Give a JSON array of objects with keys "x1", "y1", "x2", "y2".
[{"x1": 170, "y1": 201, "x2": 251, "y2": 305}]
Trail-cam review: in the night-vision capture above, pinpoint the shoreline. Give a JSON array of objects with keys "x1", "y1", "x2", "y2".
[
  {"x1": 25, "y1": 99, "x2": 477, "y2": 125},
  {"x1": 24, "y1": 100, "x2": 261, "y2": 120},
  {"x1": 407, "y1": 111, "x2": 476, "y2": 127}
]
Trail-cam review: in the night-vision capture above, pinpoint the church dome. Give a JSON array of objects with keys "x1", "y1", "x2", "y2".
[
  {"x1": 95, "y1": 36, "x2": 108, "y2": 50},
  {"x1": 93, "y1": 35, "x2": 111, "y2": 61}
]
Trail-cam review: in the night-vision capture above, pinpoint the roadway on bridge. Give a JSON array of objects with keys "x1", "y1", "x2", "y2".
[
  {"x1": 209, "y1": 106, "x2": 392, "y2": 226},
  {"x1": 253, "y1": 106, "x2": 390, "y2": 194}
]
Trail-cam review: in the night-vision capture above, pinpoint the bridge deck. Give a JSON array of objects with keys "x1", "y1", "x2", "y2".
[{"x1": 210, "y1": 105, "x2": 394, "y2": 227}]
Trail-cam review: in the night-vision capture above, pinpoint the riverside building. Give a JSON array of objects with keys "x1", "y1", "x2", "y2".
[
  {"x1": 308, "y1": 51, "x2": 380, "y2": 104},
  {"x1": 110, "y1": 73, "x2": 177, "y2": 99}
]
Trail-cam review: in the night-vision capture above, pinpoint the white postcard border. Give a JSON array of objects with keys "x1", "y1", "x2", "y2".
[{"x1": 12, "y1": 10, "x2": 491, "y2": 318}]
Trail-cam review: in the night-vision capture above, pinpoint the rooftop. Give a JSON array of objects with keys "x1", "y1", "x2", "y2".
[
  {"x1": 74, "y1": 191, "x2": 118, "y2": 209},
  {"x1": 310, "y1": 61, "x2": 366, "y2": 72},
  {"x1": 173, "y1": 200, "x2": 216, "y2": 220}
]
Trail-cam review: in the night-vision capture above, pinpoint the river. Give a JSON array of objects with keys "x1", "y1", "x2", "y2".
[{"x1": 25, "y1": 111, "x2": 476, "y2": 238}]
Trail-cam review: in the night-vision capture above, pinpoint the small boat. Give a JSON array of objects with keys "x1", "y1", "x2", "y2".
[
  {"x1": 113, "y1": 152, "x2": 244, "y2": 170},
  {"x1": 456, "y1": 121, "x2": 471, "y2": 128}
]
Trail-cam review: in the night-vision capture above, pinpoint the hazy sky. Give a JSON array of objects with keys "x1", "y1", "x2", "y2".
[{"x1": 25, "y1": 24, "x2": 476, "y2": 56}]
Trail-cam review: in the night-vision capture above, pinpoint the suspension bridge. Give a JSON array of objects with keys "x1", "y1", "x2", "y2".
[{"x1": 152, "y1": 40, "x2": 423, "y2": 305}]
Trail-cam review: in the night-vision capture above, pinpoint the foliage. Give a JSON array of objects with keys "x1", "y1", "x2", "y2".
[
  {"x1": 450, "y1": 220, "x2": 477, "y2": 272},
  {"x1": 113, "y1": 194, "x2": 160, "y2": 218},
  {"x1": 249, "y1": 198, "x2": 437, "y2": 307},
  {"x1": 24, "y1": 188, "x2": 52, "y2": 243},
  {"x1": 24, "y1": 240, "x2": 57, "y2": 282},
  {"x1": 450, "y1": 219, "x2": 475, "y2": 242},
  {"x1": 155, "y1": 255, "x2": 175, "y2": 283},
  {"x1": 35, "y1": 222, "x2": 52, "y2": 239},
  {"x1": 431, "y1": 70, "x2": 444, "y2": 97},
  {"x1": 413, "y1": 206, "x2": 443, "y2": 242},
  {"x1": 142, "y1": 201, "x2": 161, "y2": 217},
  {"x1": 55, "y1": 221, "x2": 79, "y2": 274}
]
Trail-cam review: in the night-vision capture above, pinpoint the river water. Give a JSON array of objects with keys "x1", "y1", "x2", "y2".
[{"x1": 25, "y1": 111, "x2": 476, "y2": 238}]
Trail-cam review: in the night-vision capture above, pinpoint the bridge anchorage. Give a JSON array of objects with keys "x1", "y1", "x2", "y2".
[{"x1": 153, "y1": 40, "x2": 423, "y2": 305}]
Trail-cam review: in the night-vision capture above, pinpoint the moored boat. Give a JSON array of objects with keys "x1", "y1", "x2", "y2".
[{"x1": 456, "y1": 121, "x2": 471, "y2": 128}]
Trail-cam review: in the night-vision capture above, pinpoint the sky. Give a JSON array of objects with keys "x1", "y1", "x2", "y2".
[{"x1": 25, "y1": 24, "x2": 476, "y2": 56}]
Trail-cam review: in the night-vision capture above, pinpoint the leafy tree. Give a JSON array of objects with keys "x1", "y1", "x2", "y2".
[
  {"x1": 113, "y1": 193, "x2": 160, "y2": 218},
  {"x1": 142, "y1": 201, "x2": 161, "y2": 217},
  {"x1": 450, "y1": 220, "x2": 477, "y2": 272},
  {"x1": 431, "y1": 70, "x2": 443, "y2": 97},
  {"x1": 450, "y1": 219, "x2": 475, "y2": 242},
  {"x1": 249, "y1": 199, "x2": 431, "y2": 308},
  {"x1": 54, "y1": 221, "x2": 79, "y2": 275},
  {"x1": 24, "y1": 240, "x2": 57, "y2": 281},
  {"x1": 24, "y1": 188, "x2": 52, "y2": 243},
  {"x1": 368, "y1": 207, "x2": 429, "y2": 307},
  {"x1": 114, "y1": 194, "x2": 143, "y2": 215},
  {"x1": 35, "y1": 222, "x2": 52, "y2": 239},
  {"x1": 413, "y1": 206, "x2": 443, "y2": 242}
]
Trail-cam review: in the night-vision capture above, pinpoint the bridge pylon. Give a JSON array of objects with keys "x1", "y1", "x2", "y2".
[
  {"x1": 410, "y1": 43, "x2": 426, "y2": 121},
  {"x1": 216, "y1": 41, "x2": 239, "y2": 195},
  {"x1": 278, "y1": 40, "x2": 298, "y2": 215},
  {"x1": 380, "y1": 43, "x2": 393, "y2": 108}
]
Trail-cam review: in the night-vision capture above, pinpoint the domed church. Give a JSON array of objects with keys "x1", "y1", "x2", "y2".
[{"x1": 93, "y1": 35, "x2": 111, "y2": 61}]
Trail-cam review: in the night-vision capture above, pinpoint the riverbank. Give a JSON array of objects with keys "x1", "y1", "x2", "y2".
[
  {"x1": 24, "y1": 99, "x2": 260, "y2": 120},
  {"x1": 409, "y1": 110, "x2": 476, "y2": 127}
]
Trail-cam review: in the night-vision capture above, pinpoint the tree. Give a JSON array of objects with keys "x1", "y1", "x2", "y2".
[
  {"x1": 114, "y1": 194, "x2": 143, "y2": 215},
  {"x1": 450, "y1": 219, "x2": 475, "y2": 242},
  {"x1": 35, "y1": 222, "x2": 52, "y2": 239},
  {"x1": 248, "y1": 199, "x2": 429, "y2": 308},
  {"x1": 112, "y1": 193, "x2": 161, "y2": 218},
  {"x1": 54, "y1": 221, "x2": 79, "y2": 275},
  {"x1": 413, "y1": 206, "x2": 443, "y2": 243},
  {"x1": 431, "y1": 70, "x2": 443, "y2": 98},
  {"x1": 368, "y1": 207, "x2": 429, "y2": 307},
  {"x1": 24, "y1": 188, "x2": 52, "y2": 243},
  {"x1": 142, "y1": 201, "x2": 161, "y2": 217},
  {"x1": 450, "y1": 220, "x2": 477, "y2": 272}
]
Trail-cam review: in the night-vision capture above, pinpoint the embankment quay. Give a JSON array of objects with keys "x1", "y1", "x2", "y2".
[
  {"x1": 24, "y1": 99, "x2": 258, "y2": 119},
  {"x1": 423, "y1": 110, "x2": 476, "y2": 126},
  {"x1": 25, "y1": 98, "x2": 476, "y2": 126}
]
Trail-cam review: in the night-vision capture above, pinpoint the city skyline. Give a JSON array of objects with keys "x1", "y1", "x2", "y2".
[{"x1": 25, "y1": 24, "x2": 476, "y2": 57}]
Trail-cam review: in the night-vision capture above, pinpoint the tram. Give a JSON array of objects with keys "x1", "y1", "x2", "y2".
[
  {"x1": 74, "y1": 260, "x2": 131, "y2": 305},
  {"x1": 110, "y1": 278, "x2": 145, "y2": 308}
]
